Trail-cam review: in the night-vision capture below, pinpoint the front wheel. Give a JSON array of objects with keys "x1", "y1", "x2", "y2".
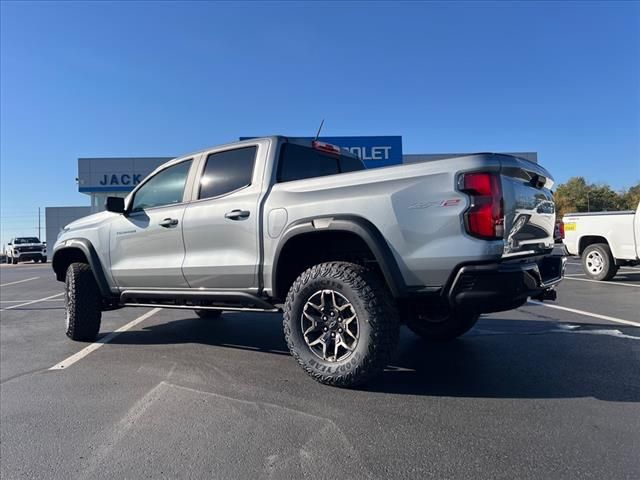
[
  {"x1": 65, "y1": 262, "x2": 102, "y2": 341},
  {"x1": 283, "y1": 262, "x2": 400, "y2": 387},
  {"x1": 406, "y1": 307, "x2": 479, "y2": 341},
  {"x1": 12, "y1": 257, "x2": 18, "y2": 265},
  {"x1": 41, "y1": 257, "x2": 47, "y2": 263},
  {"x1": 582, "y1": 243, "x2": 618, "y2": 281}
]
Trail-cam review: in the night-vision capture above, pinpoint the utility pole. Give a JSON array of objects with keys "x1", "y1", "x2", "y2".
[{"x1": 38, "y1": 207, "x2": 41, "y2": 239}]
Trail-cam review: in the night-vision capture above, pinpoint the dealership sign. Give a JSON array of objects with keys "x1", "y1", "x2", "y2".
[
  {"x1": 77, "y1": 157, "x2": 173, "y2": 193},
  {"x1": 98, "y1": 174, "x2": 143, "y2": 186},
  {"x1": 306, "y1": 136, "x2": 403, "y2": 168},
  {"x1": 241, "y1": 136, "x2": 404, "y2": 168}
]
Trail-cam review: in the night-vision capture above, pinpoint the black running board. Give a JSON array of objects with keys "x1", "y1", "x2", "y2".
[{"x1": 119, "y1": 289, "x2": 278, "y2": 311}]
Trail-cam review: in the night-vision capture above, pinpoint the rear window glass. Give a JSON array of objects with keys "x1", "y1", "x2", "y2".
[{"x1": 277, "y1": 143, "x2": 364, "y2": 183}]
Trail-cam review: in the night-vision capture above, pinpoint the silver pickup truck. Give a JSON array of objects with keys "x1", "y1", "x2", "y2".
[{"x1": 52, "y1": 136, "x2": 564, "y2": 386}]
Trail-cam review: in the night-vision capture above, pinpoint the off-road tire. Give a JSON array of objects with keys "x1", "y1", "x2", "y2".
[
  {"x1": 283, "y1": 262, "x2": 400, "y2": 387},
  {"x1": 406, "y1": 310, "x2": 479, "y2": 341},
  {"x1": 194, "y1": 309, "x2": 223, "y2": 319},
  {"x1": 65, "y1": 262, "x2": 102, "y2": 341},
  {"x1": 582, "y1": 243, "x2": 618, "y2": 281}
]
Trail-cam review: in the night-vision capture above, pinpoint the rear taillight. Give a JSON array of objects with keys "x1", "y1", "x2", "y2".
[
  {"x1": 461, "y1": 172, "x2": 504, "y2": 240},
  {"x1": 559, "y1": 222, "x2": 565, "y2": 239}
]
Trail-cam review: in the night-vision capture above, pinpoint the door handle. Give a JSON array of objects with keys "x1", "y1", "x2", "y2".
[
  {"x1": 224, "y1": 209, "x2": 250, "y2": 220},
  {"x1": 159, "y1": 218, "x2": 179, "y2": 228}
]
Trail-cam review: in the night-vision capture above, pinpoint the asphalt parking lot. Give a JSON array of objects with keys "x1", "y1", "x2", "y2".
[{"x1": 1, "y1": 253, "x2": 639, "y2": 479}]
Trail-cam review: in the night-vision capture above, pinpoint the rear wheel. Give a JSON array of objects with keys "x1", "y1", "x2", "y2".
[
  {"x1": 194, "y1": 309, "x2": 222, "y2": 319},
  {"x1": 582, "y1": 243, "x2": 618, "y2": 281},
  {"x1": 41, "y1": 257, "x2": 47, "y2": 263},
  {"x1": 65, "y1": 262, "x2": 102, "y2": 341},
  {"x1": 12, "y1": 257, "x2": 18, "y2": 265},
  {"x1": 283, "y1": 262, "x2": 400, "y2": 387},
  {"x1": 406, "y1": 306, "x2": 479, "y2": 341}
]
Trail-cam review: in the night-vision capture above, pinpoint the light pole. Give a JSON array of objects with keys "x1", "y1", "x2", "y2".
[{"x1": 586, "y1": 192, "x2": 590, "y2": 212}]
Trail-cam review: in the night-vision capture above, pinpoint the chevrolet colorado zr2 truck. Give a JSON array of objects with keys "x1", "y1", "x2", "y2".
[{"x1": 52, "y1": 136, "x2": 564, "y2": 387}]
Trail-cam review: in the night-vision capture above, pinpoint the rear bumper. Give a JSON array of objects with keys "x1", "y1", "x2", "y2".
[{"x1": 447, "y1": 255, "x2": 565, "y2": 313}]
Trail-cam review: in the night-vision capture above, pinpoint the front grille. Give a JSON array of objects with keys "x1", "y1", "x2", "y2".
[{"x1": 18, "y1": 246, "x2": 42, "y2": 252}]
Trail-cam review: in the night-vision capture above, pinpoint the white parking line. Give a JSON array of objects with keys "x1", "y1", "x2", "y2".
[
  {"x1": 527, "y1": 300, "x2": 640, "y2": 327},
  {"x1": 0, "y1": 299, "x2": 64, "y2": 303},
  {"x1": 0, "y1": 292, "x2": 64, "y2": 311},
  {"x1": 49, "y1": 308, "x2": 162, "y2": 371},
  {"x1": 563, "y1": 276, "x2": 640, "y2": 288},
  {"x1": 0, "y1": 276, "x2": 40, "y2": 287}
]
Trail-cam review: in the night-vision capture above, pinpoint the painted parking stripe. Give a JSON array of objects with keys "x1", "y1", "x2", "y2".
[
  {"x1": 0, "y1": 299, "x2": 64, "y2": 303},
  {"x1": 0, "y1": 276, "x2": 40, "y2": 287},
  {"x1": 527, "y1": 300, "x2": 640, "y2": 327},
  {"x1": 49, "y1": 308, "x2": 162, "y2": 371},
  {"x1": 563, "y1": 276, "x2": 640, "y2": 288},
  {"x1": 0, "y1": 292, "x2": 64, "y2": 311}
]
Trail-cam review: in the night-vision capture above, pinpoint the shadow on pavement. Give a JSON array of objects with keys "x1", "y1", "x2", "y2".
[{"x1": 106, "y1": 313, "x2": 640, "y2": 402}]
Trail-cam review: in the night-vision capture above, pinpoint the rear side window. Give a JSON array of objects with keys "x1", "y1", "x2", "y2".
[
  {"x1": 199, "y1": 146, "x2": 257, "y2": 199},
  {"x1": 277, "y1": 143, "x2": 364, "y2": 183}
]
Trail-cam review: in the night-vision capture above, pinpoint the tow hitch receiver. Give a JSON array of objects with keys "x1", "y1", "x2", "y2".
[{"x1": 533, "y1": 288, "x2": 557, "y2": 302}]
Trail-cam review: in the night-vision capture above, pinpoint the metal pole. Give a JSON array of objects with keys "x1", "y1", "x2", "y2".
[{"x1": 38, "y1": 207, "x2": 41, "y2": 239}]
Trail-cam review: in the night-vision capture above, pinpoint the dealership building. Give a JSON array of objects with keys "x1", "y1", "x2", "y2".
[{"x1": 45, "y1": 136, "x2": 536, "y2": 246}]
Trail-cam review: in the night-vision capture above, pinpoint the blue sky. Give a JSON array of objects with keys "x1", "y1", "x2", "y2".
[{"x1": 1, "y1": 1, "x2": 639, "y2": 245}]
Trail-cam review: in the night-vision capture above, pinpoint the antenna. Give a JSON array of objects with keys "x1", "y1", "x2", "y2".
[{"x1": 314, "y1": 119, "x2": 325, "y2": 141}]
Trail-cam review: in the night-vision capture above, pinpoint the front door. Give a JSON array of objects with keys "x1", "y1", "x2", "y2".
[{"x1": 109, "y1": 159, "x2": 193, "y2": 289}]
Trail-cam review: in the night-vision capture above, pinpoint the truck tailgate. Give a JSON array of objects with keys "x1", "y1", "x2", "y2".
[{"x1": 499, "y1": 155, "x2": 556, "y2": 257}]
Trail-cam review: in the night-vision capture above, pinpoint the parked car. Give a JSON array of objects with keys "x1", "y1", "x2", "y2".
[
  {"x1": 562, "y1": 202, "x2": 640, "y2": 280},
  {"x1": 52, "y1": 136, "x2": 564, "y2": 386},
  {"x1": 4, "y1": 237, "x2": 47, "y2": 264}
]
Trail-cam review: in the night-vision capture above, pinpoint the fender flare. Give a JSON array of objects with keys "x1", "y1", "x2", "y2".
[
  {"x1": 271, "y1": 215, "x2": 407, "y2": 298},
  {"x1": 52, "y1": 239, "x2": 112, "y2": 297}
]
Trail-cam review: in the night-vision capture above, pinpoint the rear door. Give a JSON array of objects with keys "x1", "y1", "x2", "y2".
[
  {"x1": 499, "y1": 155, "x2": 556, "y2": 256},
  {"x1": 181, "y1": 143, "x2": 265, "y2": 289},
  {"x1": 109, "y1": 159, "x2": 195, "y2": 288}
]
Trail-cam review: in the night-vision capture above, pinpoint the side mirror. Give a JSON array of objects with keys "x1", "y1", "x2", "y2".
[
  {"x1": 7, "y1": 242, "x2": 12, "y2": 246},
  {"x1": 105, "y1": 196, "x2": 125, "y2": 213}
]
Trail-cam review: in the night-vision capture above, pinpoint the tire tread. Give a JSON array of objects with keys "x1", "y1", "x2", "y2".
[
  {"x1": 65, "y1": 262, "x2": 101, "y2": 341},
  {"x1": 283, "y1": 261, "x2": 399, "y2": 387}
]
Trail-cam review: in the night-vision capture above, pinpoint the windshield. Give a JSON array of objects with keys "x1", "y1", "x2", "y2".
[{"x1": 14, "y1": 237, "x2": 41, "y2": 244}]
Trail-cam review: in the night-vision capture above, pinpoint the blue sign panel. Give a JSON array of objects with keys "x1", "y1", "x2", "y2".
[
  {"x1": 241, "y1": 136, "x2": 403, "y2": 168},
  {"x1": 314, "y1": 136, "x2": 403, "y2": 168}
]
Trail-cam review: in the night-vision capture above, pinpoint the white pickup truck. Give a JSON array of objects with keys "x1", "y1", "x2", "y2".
[{"x1": 562, "y1": 202, "x2": 640, "y2": 280}]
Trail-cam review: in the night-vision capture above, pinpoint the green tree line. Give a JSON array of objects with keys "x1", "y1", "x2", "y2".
[{"x1": 554, "y1": 177, "x2": 640, "y2": 218}]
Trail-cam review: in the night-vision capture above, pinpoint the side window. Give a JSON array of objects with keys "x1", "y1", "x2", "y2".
[
  {"x1": 199, "y1": 146, "x2": 257, "y2": 199},
  {"x1": 277, "y1": 143, "x2": 340, "y2": 183},
  {"x1": 130, "y1": 160, "x2": 192, "y2": 212}
]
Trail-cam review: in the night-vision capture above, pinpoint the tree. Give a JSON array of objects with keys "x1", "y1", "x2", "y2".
[
  {"x1": 621, "y1": 184, "x2": 640, "y2": 210},
  {"x1": 553, "y1": 177, "x2": 639, "y2": 218}
]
